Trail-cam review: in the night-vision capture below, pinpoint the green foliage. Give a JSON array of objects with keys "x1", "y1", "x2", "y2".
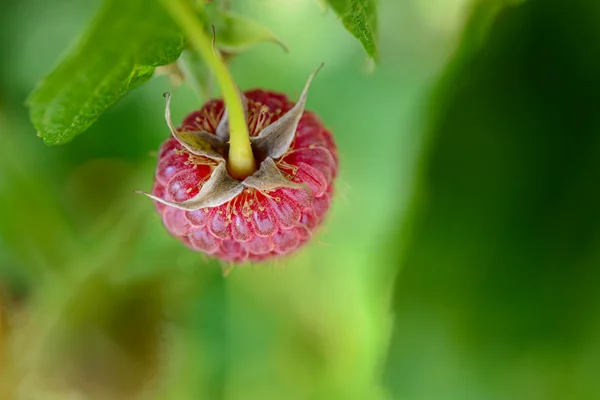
[
  {"x1": 385, "y1": 0, "x2": 600, "y2": 398},
  {"x1": 178, "y1": 2, "x2": 289, "y2": 102},
  {"x1": 26, "y1": 0, "x2": 184, "y2": 145},
  {"x1": 26, "y1": 0, "x2": 379, "y2": 147},
  {"x1": 8, "y1": 0, "x2": 600, "y2": 397},
  {"x1": 326, "y1": 0, "x2": 378, "y2": 61},
  {"x1": 206, "y1": 8, "x2": 288, "y2": 54}
]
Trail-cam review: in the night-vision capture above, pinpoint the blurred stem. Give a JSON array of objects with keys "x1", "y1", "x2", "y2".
[{"x1": 162, "y1": 0, "x2": 256, "y2": 179}]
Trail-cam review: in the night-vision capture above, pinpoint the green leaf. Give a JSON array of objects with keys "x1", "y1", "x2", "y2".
[
  {"x1": 27, "y1": 0, "x2": 184, "y2": 145},
  {"x1": 202, "y1": 6, "x2": 288, "y2": 54},
  {"x1": 214, "y1": 11, "x2": 288, "y2": 53},
  {"x1": 385, "y1": 0, "x2": 600, "y2": 398},
  {"x1": 325, "y1": 0, "x2": 378, "y2": 61}
]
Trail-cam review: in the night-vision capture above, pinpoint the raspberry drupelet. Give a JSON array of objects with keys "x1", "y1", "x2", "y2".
[{"x1": 140, "y1": 69, "x2": 338, "y2": 263}]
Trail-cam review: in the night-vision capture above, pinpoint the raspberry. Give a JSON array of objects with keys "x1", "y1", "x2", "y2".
[{"x1": 139, "y1": 69, "x2": 338, "y2": 263}]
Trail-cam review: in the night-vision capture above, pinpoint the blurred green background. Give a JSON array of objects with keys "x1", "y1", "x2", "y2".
[{"x1": 1, "y1": 0, "x2": 600, "y2": 399}]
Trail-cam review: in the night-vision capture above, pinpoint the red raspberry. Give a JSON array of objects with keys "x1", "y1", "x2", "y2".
[{"x1": 139, "y1": 70, "x2": 338, "y2": 263}]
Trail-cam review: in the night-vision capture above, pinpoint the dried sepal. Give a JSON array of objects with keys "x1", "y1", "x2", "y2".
[
  {"x1": 176, "y1": 130, "x2": 228, "y2": 160},
  {"x1": 141, "y1": 67, "x2": 326, "y2": 213},
  {"x1": 251, "y1": 64, "x2": 323, "y2": 159},
  {"x1": 139, "y1": 163, "x2": 244, "y2": 211},
  {"x1": 242, "y1": 157, "x2": 308, "y2": 192},
  {"x1": 163, "y1": 92, "x2": 226, "y2": 161}
]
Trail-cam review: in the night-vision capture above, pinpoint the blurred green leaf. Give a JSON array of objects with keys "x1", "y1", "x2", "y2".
[
  {"x1": 26, "y1": 0, "x2": 184, "y2": 145},
  {"x1": 178, "y1": 49, "x2": 213, "y2": 100},
  {"x1": 385, "y1": 0, "x2": 600, "y2": 398},
  {"x1": 325, "y1": 0, "x2": 378, "y2": 61},
  {"x1": 0, "y1": 123, "x2": 77, "y2": 276},
  {"x1": 207, "y1": 8, "x2": 288, "y2": 54}
]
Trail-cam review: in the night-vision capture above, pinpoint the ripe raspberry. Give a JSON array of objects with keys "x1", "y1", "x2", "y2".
[{"x1": 139, "y1": 69, "x2": 338, "y2": 263}]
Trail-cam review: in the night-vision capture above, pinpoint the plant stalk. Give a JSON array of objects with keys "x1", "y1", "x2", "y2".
[{"x1": 161, "y1": 0, "x2": 256, "y2": 179}]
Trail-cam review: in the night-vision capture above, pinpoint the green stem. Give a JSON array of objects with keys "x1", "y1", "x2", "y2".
[{"x1": 162, "y1": 0, "x2": 256, "y2": 179}]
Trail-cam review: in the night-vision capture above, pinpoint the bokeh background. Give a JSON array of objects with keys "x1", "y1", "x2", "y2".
[{"x1": 1, "y1": 0, "x2": 600, "y2": 399}]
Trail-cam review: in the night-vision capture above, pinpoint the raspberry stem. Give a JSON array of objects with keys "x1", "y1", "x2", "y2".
[{"x1": 161, "y1": 0, "x2": 257, "y2": 179}]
